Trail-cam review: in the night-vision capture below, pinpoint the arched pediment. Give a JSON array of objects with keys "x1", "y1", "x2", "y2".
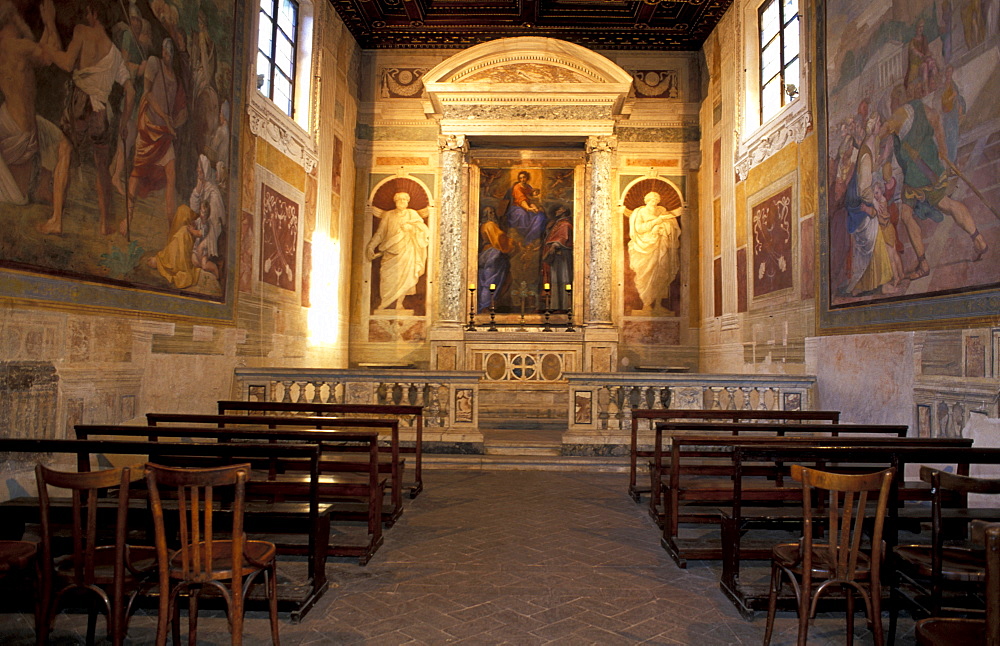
[{"x1": 423, "y1": 37, "x2": 634, "y2": 139}]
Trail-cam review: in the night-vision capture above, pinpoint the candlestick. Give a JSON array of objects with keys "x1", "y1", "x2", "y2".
[
  {"x1": 565, "y1": 284, "x2": 575, "y2": 332},
  {"x1": 487, "y1": 283, "x2": 498, "y2": 331},
  {"x1": 542, "y1": 283, "x2": 552, "y2": 332},
  {"x1": 466, "y1": 284, "x2": 477, "y2": 331}
]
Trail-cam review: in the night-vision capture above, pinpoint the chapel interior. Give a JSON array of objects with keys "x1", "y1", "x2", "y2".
[{"x1": 0, "y1": 0, "x2": 998, "y2": 640}]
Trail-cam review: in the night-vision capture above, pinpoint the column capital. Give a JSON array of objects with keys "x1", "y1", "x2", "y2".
[
  {"x1": 438, "y1": 134, "x2": 469, "y2": 154},
  {"x1": 585, "y1": 135, "x2": 618, "y2": 155}
]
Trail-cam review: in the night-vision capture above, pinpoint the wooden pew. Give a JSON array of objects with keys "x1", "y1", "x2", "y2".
[
  {"x1": 656, "y1": 432, "x2": 963, "y2": 567},
  {"x1": 145, "y1": 413, "x2": 404, "y2": 526},
  {"x1": 628, "y1": 409, "x2": 840, "y2": 501},
  {"x1": 218, "y1": 400, "x2": 425, "y2": 498},
  {"x1": 649, "y1": 421, "x2": 906, "y2": 527},
  {"x1": 716, "y1": 442, "x2": 994, "y2": 619},
  {"x1": 0, "y1": 437, "x2": 331, "y2": 621},
  {"x1": 75, "y1": 424, "x2": 387, "y2": 565}
]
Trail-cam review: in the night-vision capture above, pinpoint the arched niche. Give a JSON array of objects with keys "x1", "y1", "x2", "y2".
[{"x1": 422, "y1": 37, "x2": 634, "y2": 140}]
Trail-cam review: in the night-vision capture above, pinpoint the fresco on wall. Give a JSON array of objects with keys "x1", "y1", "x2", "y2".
[
  {"x1": 0, "y1": 0, "x2": 236, "y2": 308},
  {"x1": 260, "y1": 184, "x2": 297, "y2": 291},
  {"x1": 366, "y1": 177, "x2": 430, "y2": 316},
  {"x1": 752, "y1": 185, "x2": 794, "y2": 298},
  {"x1": 477, "y1": 167, "x2": 575, "y2": 314},
  {"x1": 820, "y1": 0, "x2": 999, "y2": 329},
  {"x1": 621, "y1": 178, "x2": 682, "y2": 316}
]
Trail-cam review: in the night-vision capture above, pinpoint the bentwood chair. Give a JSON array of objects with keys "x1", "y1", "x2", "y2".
[
  {"x1": 144, "y1": 462, "x2": 280, "y2": 646},
  {"x1": 915, "y1": 522, "x2": 1000, "y2": 645},
  {"x1": 762, "y1": 465, "x2": 895, "y2": 646},
  {"x1": 35, "y1": 464, "x2": 156, "y2": 646},
  {"x1": 891, "y1": 467, "x2": 1000, "y2": 643}
]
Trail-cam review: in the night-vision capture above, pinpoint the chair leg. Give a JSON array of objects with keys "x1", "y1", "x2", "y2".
[
  {"x1": 188, "y1": 589, "x2": 199, "y2": 646},
  {"x1": 267, "y1": 564, "x2": 281, "y2": 646},
  {"x1": 796, "y1": 585, "x2": 810, "y2": 646},
  {"x1": 763, "y1": 561, "x2": 782, "y2": 646},
  {"x1": 170, "y1": 588, "x2": 182, "y2": 646},
  {"x1": 86, "y1": 597, "x2": 98, "y2": 646},
  {"x1": 870, "y1": 581, "x2": 885, "y2": 646},
  {"x1": 845, "y1": 588, "x2": 855, "y2": 646}
]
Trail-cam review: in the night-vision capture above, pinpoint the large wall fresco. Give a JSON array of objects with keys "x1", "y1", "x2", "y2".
[
  {"x1": 0, "y1": 0, "x2": 238, "y2": 318},
  {"x1": 819, "y1": 0, "x2": 1000, "y2": 330}
]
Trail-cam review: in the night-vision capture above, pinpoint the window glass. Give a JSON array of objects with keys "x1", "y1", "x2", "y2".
[
  {"x1": 758, "y1": 0, "x2": 800, "y2": 123},
  {"x1": 257, "y1": 0, "x2": 298, "y2": 118}
]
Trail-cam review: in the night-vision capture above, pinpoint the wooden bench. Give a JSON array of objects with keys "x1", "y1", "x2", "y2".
[
  {"x1": 145, "y1": 412, "x2": 404, "y2": 526},
  {"x1": 75, "y1": 424, "x2": 387, "y2": 565},
  {"x1": 0, "y1": 437, "x2": 332, "y2": 621},
  {"x1": 628, "y1": 409, "x2": 840, "y2": 501},
  {"x1": 716, "y1": 442, "x2": 992, "y2": 619},
  {"x1": 656, "y1": 432, "x2": 963, "y2": 567},
  {"x1": 218, "y1": 400, "x2": 425, "y2": 498},
  {"x1": 650, "y1": 421, "x2": 906, "y2": 528}
]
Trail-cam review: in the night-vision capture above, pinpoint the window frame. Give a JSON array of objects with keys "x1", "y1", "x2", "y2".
[
  {"x1": 757, "y1": 0, "x2": 800, "y2": 125},
  {"x1": 258, "y1": 0, "x2": 299, "y2": 119}
]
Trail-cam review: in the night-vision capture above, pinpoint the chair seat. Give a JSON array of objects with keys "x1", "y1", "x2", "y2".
[
  {"x1": 773, "y1": 542, "x2": 872, "y2": 579},
  {"x1": 53, "y1": 545, "x2": 157, "y2": 584},
  {"x1": 168, "y1": 540, "x2": 276, "y2": 580},
  {"x1": 896, "y1": 545, "x2": 986, "y2": 582},
  {"x1": 0, "y1": 540, "x2": 37, "y2": 573},
  {"x1": 916, "y1": 616, "x2": 987, "y2": 645}
]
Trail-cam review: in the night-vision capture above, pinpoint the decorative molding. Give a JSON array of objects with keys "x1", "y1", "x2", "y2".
[
  {"x1": 586, "y1": 135, "x2": 618, "y2": 154},
  {"x1": 437, "y1": 134, "x2": 468, "y2": 153},
  {"x1": 247, "y1": 93, "x2": 319, "y2": 173},
  {"x1": 734, "y1": 104, "x2": 811, "y2": 180}
]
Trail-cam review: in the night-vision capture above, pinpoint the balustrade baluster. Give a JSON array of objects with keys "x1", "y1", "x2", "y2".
[
  {"x1": 391, "y1": 382, "x2": 404, "y2": 406},
  {"x1": 659, "y1": 387, "x2": 671, "y2": 409},
  {"x1": 281, "y1": 381, "x2": 293, "y2": 403}
]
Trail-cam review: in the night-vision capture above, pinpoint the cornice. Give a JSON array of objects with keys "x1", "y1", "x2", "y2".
[
  {"x1": 247, "y1": 93, "x2": 320, "y2": 173},
  {"x1": 734, "y1": 103, "x2": 811, "y2": 181}
]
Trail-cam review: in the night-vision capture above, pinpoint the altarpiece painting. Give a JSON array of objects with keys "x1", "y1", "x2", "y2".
[
  {"x1": 0, "y1": 0, "x2": 240, "y2": 319},
  {"x1": 819, "y1": 0, "x2": 1000, "y2": 330},
  {"x1": 476, "y1": 166, "x2": 576, "y2": 315}
]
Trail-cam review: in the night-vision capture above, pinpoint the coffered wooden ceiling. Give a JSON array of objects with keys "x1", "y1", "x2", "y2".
[{"x1": 327, "y1": 0, "x2": 734, "y2": 50}]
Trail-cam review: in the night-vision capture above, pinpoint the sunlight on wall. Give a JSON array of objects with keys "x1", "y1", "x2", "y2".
[{"x1": 307, "y1": 234, "x2": 340, "y2": 346}]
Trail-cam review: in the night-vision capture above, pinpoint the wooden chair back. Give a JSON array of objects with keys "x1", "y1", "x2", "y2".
[
  {"x1": 144, "y1": 462, "x2": 249, "y2": 585},
  {"x1": 794, "y1": 464, "x2": 895, "y2": 613},
  {"x1": 35, "y1": 464, "x2": 136, "y2": 646},
  {"x1": 36, "y1": 464, "x2": 131, "y2": 588}
]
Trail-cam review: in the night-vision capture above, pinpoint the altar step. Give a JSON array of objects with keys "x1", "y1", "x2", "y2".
[
  {"x1": 481, "y1": 428, "x2": 564, "y2": 456},
  {"x1": 423, "y1": 453, "x2": 629, "y2": 473}
]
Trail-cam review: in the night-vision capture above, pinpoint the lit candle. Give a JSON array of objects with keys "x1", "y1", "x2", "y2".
[
  {"x1": 489, "y1": 283, "x2": 496, "y2": 291},
  {"x1": 543, "y1": 283, "x2": 550, "y2": 291},
  {"x1": 468, "y1": 283, "x2": 475, "y2": 291},
  {"x1": 565, "y1": 284, "x2": 572, "y2": 292}
]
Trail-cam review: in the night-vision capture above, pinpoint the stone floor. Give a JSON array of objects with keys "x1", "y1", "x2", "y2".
[{"x1": 0, "y1": 469, "x2": 916, "y2": 645}]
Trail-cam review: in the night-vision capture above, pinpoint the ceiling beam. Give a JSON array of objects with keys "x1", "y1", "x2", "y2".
[{"x1": 402, "y1": 0, "x2": 426, "y2": 24}]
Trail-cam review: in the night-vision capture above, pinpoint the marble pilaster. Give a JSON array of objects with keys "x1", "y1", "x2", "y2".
[
  {"x1": 585, "y1": 135, "x2": 616, "y2": 328},
  {"x1": 436, "y1": 135, "x2": 469, "y2": 326}
]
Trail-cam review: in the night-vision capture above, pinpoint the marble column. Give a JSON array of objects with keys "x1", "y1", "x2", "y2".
[
  {"x1": 436, "y1": 134, "x2": 469, "y2": 326},
  {"x1": 585, "y1": 135, "x2": 617, "y2": 328}
]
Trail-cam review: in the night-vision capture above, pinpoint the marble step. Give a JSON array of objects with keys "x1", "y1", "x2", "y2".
[
  {"x1": 422, "y1": 453, "x2": 630, "y2": 473},
  {"x1": 481, "y1": 428, "x2": 564, "y2": 457}
]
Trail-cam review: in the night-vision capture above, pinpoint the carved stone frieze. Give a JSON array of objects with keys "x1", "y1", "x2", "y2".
[
  {"x1": 735, "y1": 106, "x2": 812, "y2": 180},
  {"x1": 441, "y1": 104, "x2": 612, "y2": 121},
  {"x1": 247, "y1": 93, "x2": 319, "y2": 173}
]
